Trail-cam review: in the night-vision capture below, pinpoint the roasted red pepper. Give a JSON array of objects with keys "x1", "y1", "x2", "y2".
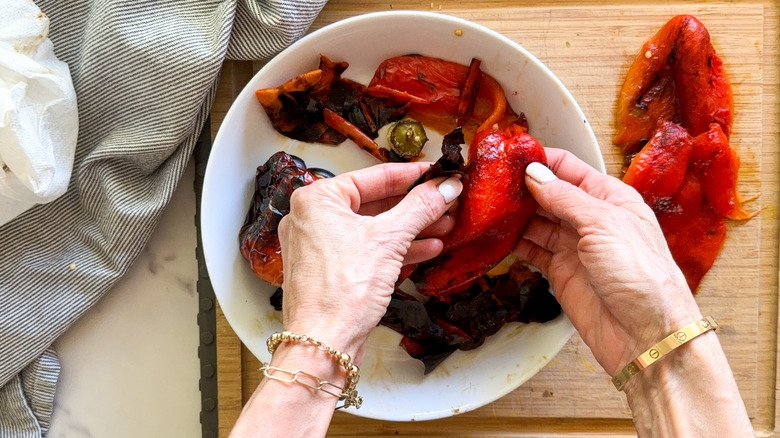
[
  {"x1": 246, "y1": 55, "x2": 559, "y2": 372},
  {"x1": 655, "y1": 174, "x2": 727, "y2": 292},
  {"x1": 614, "y1": 15, "x2": 733, "y2": 155},
  {"x1": 623, "y1": 121, "x2": 755, "y2": 291},
  {"x1": 368, "y1": 55, "x2": 520, "y2": 143},
  {"x1": 690, "y1": 123, "x2": 754, "y2": 221},
  {"x1": 239, "y1": 152, "x2": 321, "y2": 286},
  {"x1": 412, "y1": 128, "x2": 547, "y2": 298},
  {"x1": 617, "y1": 16, "x2": 756, "y2": 292},
  {"x1": 623, "y1": 121, "x2": 693, "y2": 209}
]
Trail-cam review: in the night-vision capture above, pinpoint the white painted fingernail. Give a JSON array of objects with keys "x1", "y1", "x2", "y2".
[
  {"x1": 526, "y1": 162, "x2": 557, "y2": 184},
  {"x1": 438, "y1": 177, "x2": 463, "y2": 203}
]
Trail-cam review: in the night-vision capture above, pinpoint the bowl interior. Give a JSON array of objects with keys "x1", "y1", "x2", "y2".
[{"x1": 201, "y1": 11, "x2": 603, "y2": 421}]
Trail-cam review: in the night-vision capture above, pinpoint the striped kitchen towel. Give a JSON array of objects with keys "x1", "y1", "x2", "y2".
[{"x1": 0, "y1": 0, "x2": 327, "y2": 436}]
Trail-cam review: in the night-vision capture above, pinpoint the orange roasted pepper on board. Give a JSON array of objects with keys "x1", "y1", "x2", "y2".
[{"x1": 616, "y1": 15, "x2": 756, "y2": 292}]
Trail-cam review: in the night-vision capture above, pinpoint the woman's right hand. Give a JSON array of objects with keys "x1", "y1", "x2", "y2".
[{"x1": 513, "y1": 148, "x2": 702, "y2": 376}]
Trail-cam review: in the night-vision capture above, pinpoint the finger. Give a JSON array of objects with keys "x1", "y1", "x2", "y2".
[
  {"x1": 448, "y1": 198, "x2": 459, "y2": 215},
  {"x1": 534, "y1": 206, "x2": 560, "y2": 224},
  {"x1": 404, "y1": 238, "x2": 444, "y2": 265},
  {"x1": 380, "y1": 176, "x2": 463, "y2": 237},
  {"x1": 340, "y1": 162, "x2": 433, "y2": 206},
  {"x1": 357, "y1": 194, "x2": 405, "y2": 216},
  {"x1": 360, "y1": 201, "x2": 458, "y2": 238},
  {"x1": 525, "y1": 161, "x2": 622, "y2": 231},
  {"x1": 522, "y1": 215, "x2": 580, "y2": 254},
  {"x1": 513, "y1": 238, "x2": 553, "y2": 276},
  {"x1": 417, "y1": 214, "x2": 455, "y2": 238},
  {"x1": 543, "y1": 148, "x2": 645, "y2": 205}
]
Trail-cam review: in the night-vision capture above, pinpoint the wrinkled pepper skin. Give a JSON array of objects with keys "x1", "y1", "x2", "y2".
[
  {"x1": 614, "y1": 15, "x2": 733, "y2": 155},
  {"x1": 383, "y1": 264, "x2": 560, "y2": 374},
  {"x1": 255, "y1": 55, "x2": 408, "y2": 151},
  {"x1": 239, "y1": 152, "x2": 319, "y2": 286},
  {"x1": 412, "y1": 129, "x2": 547, "y2": 298}
]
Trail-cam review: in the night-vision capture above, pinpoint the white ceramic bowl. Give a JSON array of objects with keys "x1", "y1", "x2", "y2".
[{"x1": 201, "y1": 11, "x2": 604, "y2": 421}]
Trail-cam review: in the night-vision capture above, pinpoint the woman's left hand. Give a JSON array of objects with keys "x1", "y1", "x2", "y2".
[{"x1": 278, "y1": 162, "x2": 462, "y2": 363}]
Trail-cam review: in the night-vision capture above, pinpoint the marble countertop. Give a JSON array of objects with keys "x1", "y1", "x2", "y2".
[{"x1": 48, "y1": 162, "x2": 202, "y2": 438}]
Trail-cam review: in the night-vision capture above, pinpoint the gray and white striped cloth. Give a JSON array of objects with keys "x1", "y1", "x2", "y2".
[{"x1": 0, "y1": 1, "x2": 327, "y2": 436}]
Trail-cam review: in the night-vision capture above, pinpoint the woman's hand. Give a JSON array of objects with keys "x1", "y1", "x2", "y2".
[
  {"x1": 278, "y1": 162, "x2": 462, "y2": 363},
  {"x1": 231, "y1": 163, "x2": 460, "y2": 438},
  {"x1": 514, "y1": 148, "x2": 701, "y2": 375}
]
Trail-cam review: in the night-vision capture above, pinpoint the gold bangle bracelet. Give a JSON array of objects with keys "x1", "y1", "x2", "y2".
[{"x1": 611, "y1": 316, "x2": 718, "y2": 391}]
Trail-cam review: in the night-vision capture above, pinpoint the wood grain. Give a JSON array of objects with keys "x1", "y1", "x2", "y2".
[{"x1": 212, "y1": 1, "x2": 780, "y2": 436}]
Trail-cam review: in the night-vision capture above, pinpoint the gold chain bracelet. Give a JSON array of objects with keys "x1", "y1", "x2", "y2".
[
  {"x1": 263, "y1": 331, "x2": 363, "y2": 409},
  {"x1": 612, "y1": 316, "x2": 718, "y2": 391}
]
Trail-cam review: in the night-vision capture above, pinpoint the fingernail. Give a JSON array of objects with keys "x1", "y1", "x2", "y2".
[
  {"x1": 526, "y1": 162, "x2": 557, "y2": 184},
  {"x1": 438, "y1": 177, "x2": 463, "y2": 203}
]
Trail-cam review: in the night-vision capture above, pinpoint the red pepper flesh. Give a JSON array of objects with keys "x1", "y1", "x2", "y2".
[
  {"x1": 413, "y1": 129, "x2": 547, "y2": 298},
  {"x1": 614, "y1": 15, "x2": 733, "y2": 155}
]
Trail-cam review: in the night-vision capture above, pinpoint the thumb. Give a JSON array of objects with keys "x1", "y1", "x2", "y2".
[
  {"x1": 380, "y1": 176, "x2": 462, "y2": 237},
  {"x1": 525, "y1": 162, "x2": 608, "y2": 229}
]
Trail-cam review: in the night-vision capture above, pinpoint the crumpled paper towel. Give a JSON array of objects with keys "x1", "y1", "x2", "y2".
[{"x1": 0, "y1": 0, "x2": 78, "y2": 227}]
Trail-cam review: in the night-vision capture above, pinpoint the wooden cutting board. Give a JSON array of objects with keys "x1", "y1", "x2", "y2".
[{"x1": 210, "y1": 0, "x2": 780, "y2": 436}]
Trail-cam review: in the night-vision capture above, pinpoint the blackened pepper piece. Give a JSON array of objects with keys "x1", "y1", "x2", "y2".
[
  {"x1": 382, "y1": 262, "x2": 561, "y2": 373},
  {"x1": 240, "y1": 152, "x2": 334, "y2": 286}
]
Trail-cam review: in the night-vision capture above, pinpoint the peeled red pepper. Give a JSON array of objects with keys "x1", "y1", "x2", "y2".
[
  {"x1": 655, "y1": 174, "x2": 727, "y2": 292},
  {"x1": 689, "y1": 123, "x2": 754, "y2": 221},
  {"x1": 623, "y1": 121, "x2": 693, "y2": 209},
  {"x1": 614, "y1": 15, "x2": 733, "y2": 155},
  {"x1": 368, "y1": 55, "x2": 545, "y2": 297},
  {"x1": 617, "y1": 16, "x2": 756, "y2": 292}
]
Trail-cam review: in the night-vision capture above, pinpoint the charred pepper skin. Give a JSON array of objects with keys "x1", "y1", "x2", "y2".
[
  {"x1": 238, "y1": 152, "x2": 320, "y2": 286},
  {"x1": 383, "y1": 265, "x2": 560, "y2": 374},
  {"x1": 255, "y1": 55, "x2": 409, "y2": 155}
]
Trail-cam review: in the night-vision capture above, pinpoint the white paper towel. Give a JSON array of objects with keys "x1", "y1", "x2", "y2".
[{"x1": 0, "y1": 0, "x2": 78, "y2": 226}]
